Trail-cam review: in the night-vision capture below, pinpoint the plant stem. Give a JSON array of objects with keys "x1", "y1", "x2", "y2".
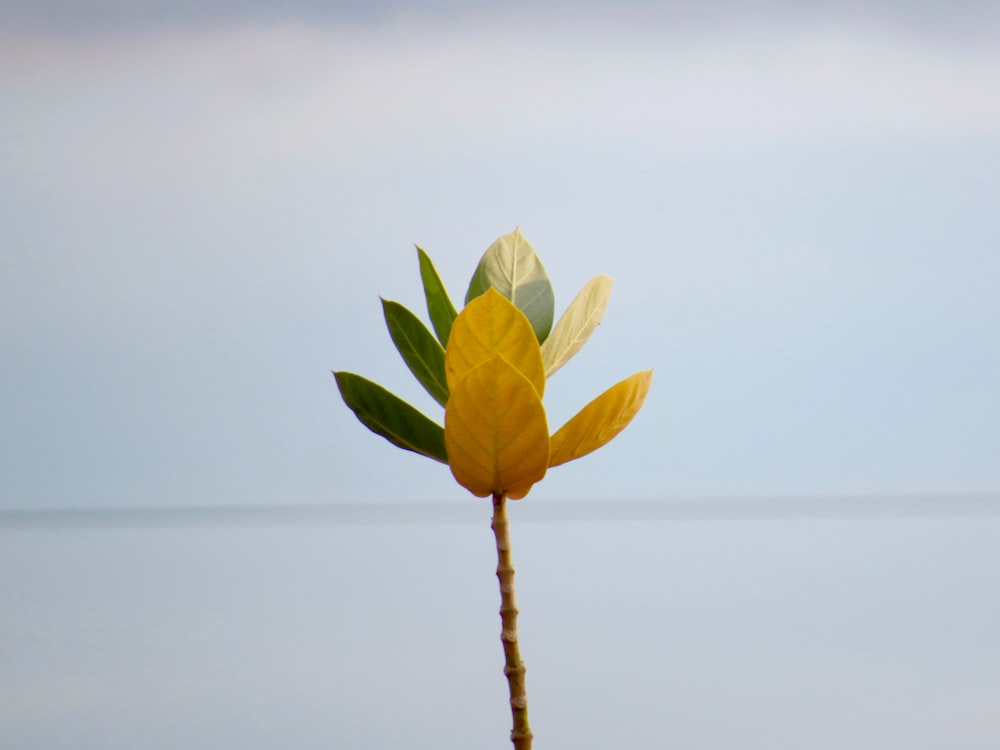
[{"x1": 491, "y1": 491, "x2": 533, "y2": 750}]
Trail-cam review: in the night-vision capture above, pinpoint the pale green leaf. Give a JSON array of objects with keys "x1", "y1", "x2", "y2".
[
  {"x1": 445, "y1": 355, "x2": 549, "y2": 499},
  {"x1": 416, "y1": 245, "x2": 458, "y2": 346},
  {"x1": 465, "y1": 228, "x2": 555, "y2": 343},
  {"x1": 445, "y1": 288, "x2": 545, "y2": 398},
  {"x1": 333, "y1": 371, "x2": 447, "y2": 463},
  {"x1": 548, "y1": 370, "x2": 653, "y2": 467},
  {"x1": 541, "y1": 274, "x2": 613, "y2": 377},
  {"x1": 382, "y1": 298, "x2": 449, "y2": 407}
]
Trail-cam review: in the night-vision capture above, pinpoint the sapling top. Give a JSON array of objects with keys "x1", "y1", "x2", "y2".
[{"x1": 334, "y1": 228, "x2": 651, "y2": 749}]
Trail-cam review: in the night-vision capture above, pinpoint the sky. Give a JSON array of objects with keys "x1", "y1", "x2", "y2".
[
  {"x1": 4, "y1": 0, "x2": 998, "y2": 511},
  {"x1": 2, "y1": 4, "x2": 1000, "y2": 749}
]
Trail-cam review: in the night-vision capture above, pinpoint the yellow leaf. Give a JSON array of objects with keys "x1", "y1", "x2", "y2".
[
  {"x1": 445, "y1": 287, "x2": 546, "y2": 398},
  {"x1": 445, "y1": 355, "x2": 550, "y2": 499},
  {"x1": 548, "y1": 370, "x2": 653, "y2": 467},
  {"x1": 541, "y1": 274, "x2": 613, "y2": 377}
]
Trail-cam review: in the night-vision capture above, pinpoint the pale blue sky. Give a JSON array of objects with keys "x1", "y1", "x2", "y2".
[
  {"x1": 2, "y1": 0, "x2": 999, "y2": 509},
  {"x1": 2, "y1": 4, "x2": 1000, "y2": 749}
]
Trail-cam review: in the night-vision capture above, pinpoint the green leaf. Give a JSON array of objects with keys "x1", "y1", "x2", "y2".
[
  {"x1": 416, "y1": 245, "x2": 459, "y2": 346},
  {"x1": 333, "y1": 371, "x2": 447, "y2": 463},
  {"x1": 382, "y1": 299, "x2": 450, "y2": 407},
  {"x1": 541, "y1": 274, "x2": 613, "y2": 377},
  {"x1": 465, "y1": 228, "x2": 555, "y2": 343}
]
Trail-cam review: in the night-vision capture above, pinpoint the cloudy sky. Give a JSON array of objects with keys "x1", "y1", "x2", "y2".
[{"x1": 2, "y1": 3, "x2": 1000, "y2": 749}]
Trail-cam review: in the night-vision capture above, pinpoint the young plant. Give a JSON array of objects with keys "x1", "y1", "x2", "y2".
[{"x1": 334, "y1": 228, "x2": 651, "y2": 749}]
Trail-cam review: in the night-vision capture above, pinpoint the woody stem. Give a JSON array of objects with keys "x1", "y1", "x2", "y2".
[{"x1": 491, "y1": 492, "x2": 533, "y2": 750}]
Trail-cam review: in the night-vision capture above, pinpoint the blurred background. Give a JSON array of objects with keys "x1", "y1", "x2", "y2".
[{"x1": 2, "y1": 1, "x2": 999, "y2": 748}]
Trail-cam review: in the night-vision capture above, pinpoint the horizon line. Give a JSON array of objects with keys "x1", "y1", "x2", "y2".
[{"x1": 2, "y1": 492, "x2": 998, "y2": 529}]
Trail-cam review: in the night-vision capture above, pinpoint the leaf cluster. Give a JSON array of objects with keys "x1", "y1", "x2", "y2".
[{"x1": 334, "y1": 228, "x2": 651, "y2": 498}]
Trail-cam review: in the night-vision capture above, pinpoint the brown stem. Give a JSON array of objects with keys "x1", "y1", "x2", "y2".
[{"x1": 491, "y1": 491, "x2": 533, "y2": 750}]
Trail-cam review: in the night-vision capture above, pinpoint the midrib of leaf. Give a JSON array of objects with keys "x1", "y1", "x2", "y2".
[{"x1": 508, "y1": 231, "x2": 521, "y2": 307}]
